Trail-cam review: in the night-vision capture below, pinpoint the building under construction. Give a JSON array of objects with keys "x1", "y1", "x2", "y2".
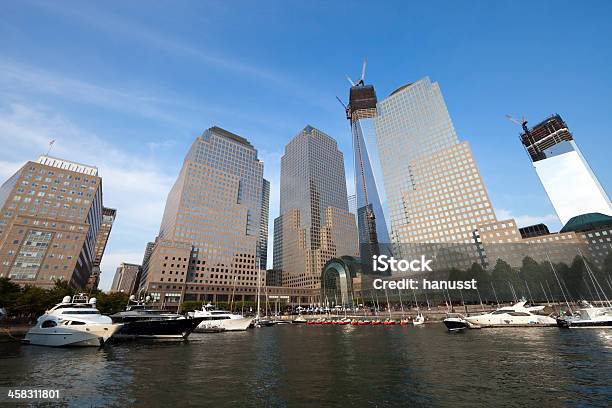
[
  {"x1": 342, "y1": 61, "x2": 390, "y2": 270},
  {"x1": 518, "y1": 114, "x2": 611, "y2": 224}
]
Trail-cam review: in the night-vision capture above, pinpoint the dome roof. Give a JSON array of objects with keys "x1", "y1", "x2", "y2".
[
  {"x1": 389, "y1": 82, "x2": 414, "y2": 97},
  {"x1": 560, "y1": 212, "x2": 612, "y2": 233}
]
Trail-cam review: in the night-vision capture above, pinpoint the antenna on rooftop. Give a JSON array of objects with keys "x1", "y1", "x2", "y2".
[{"x1": 45, "y1": 139, "x2": 56, "y2": 156}]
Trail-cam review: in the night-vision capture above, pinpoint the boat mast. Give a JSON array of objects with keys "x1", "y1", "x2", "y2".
[
  {"x1": 579, "y1": 249, "x2": 612, "y2": 307},
  {"x1": 397, "y1": 287, "x2": 405, "y2": 319},
  {"x1": 384, "y1": 287, "x2": 392, "y2": 319},
  {"x1": 256, "y1": 258, "x2": 261, "y2": 321},
  {"x1": 546, "y1": 252, "x2": 573, "y2": 314}
]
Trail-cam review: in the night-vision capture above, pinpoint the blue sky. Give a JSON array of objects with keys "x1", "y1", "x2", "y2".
[{"x1": 1, "y1": 1, "x2": 610, "y2": 291}]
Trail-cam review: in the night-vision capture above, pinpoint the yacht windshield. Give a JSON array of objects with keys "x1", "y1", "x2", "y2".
[
  {"x1": 62, "y1": 310, "x2": 100, "y2": 314},
  {"x1": 492, "y1": 310, "x2": 513, "y2": 315}
]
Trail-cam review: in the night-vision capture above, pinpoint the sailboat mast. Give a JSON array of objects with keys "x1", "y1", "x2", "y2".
[{"x1": 256, "y1": 259, "x2": 261, "y2": 320}]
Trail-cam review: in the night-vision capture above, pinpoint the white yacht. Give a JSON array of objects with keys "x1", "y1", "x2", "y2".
[
  {"x1": 463, "y1": 300, "x2": 556, "y2": 328},
  {"x1": 24, "y1": 294, "x2": 122, "y2": 347},
  {"x1": 190, "y1": 304, "x2": 253, "y2": 332},
  {"x1": 556, "y1": 301, "x2": 612, "y2": 328}
]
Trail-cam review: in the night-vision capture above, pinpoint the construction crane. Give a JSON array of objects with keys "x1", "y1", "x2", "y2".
[
  {"x1": 346, "y1": 58, "x2": 367, "y2": 88},
  {"x1": 505, "y1": 114, "x2": 529, "y2": 134}
]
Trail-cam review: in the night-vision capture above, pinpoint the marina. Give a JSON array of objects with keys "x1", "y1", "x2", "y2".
[{"x1": 2, "y1": 324, "x2": 611, "y2": 407}]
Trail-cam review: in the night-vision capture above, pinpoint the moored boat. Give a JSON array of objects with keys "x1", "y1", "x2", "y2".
[
  {"x1": 111, "y1": 297, "x2": 204, "y2": 340},
  {"x1": 463, "y1": 300, "x2": 556, "y2": 328},
  {"x1": 191, "y1": 303, "x2": 253, "y2": 331},
  {"x1": 292, "y1": 315, "x2": 308, "y2": 324},
  {"x1": 413, "y1": 313, "x2": 425, "y2": 326},
  {"x1": 556, "y1": 301, "x2": 612, "y2": 328},
  {"x1": 24, "y1": 294, "x2": 122, "y2": 347},
  {"x1": 443, "y1": 314, "x2": 473, "y2": 332}
]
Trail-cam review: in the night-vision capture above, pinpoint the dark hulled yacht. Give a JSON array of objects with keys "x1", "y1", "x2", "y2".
[{"x1": 110, "y1": 297, "x2": 204, "y2": 340}]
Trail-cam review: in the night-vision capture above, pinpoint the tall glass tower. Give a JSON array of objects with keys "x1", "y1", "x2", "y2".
[
  {"x1": 374, "y1": 78, "x2": 497, "y2": 267},
  {"x1": 520, "y1": 114, "x2": 612, "y2": 225},
  {"x1": 344, "y1": 79, "x2": 390, "y2": 265},
  {"x1": 140, "y1": 126, "x2": 266, "y2": 305},
  {"x1": 273, "y1": 125, "x2": 358, "y2": 288}
]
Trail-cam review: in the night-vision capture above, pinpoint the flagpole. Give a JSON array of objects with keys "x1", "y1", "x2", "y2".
[{"x1": 46, "y1": 139, "x2": 55, "y2": 156}]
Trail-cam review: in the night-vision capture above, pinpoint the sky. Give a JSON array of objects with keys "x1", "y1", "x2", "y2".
[{"x1": 1, "y1": 1, "x2": 611, "y2": 291}]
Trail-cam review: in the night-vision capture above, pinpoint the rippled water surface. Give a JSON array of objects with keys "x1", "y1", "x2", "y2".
[{"x1": 1, "y1": 325, "x2": 611, "y2": 407}]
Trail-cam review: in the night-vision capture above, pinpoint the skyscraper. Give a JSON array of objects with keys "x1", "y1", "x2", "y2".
[
  {"x1": 110, "y1": 262, "x2": 141, "y2": 294},
  {"x1": 374, "y1": 77, "x2": 497, "y2": 267},
  {"x1": 273, "y1": 126, "x2": 358, "y2": 288},
  {"x1": 258, "y1": 178, "x2": 270, "y2": 270},
  {"x1": 344, "y1": 74, "x2": 390, "y2": 262},
  {"x1": 87, "y1": 206, "x2": 116, "y2": 289},
  {"x1": 140, "y1": 126, "x2": 265, "y2": 306},
  {"x1": 0, "y1": 155, "x2": 104, "y2": 288},
  {"x1": 519, "y1": 114, "x2": 612, "y2": 224},
  {"x1": 347, "y1": 194, "x2": 357, "y2": 216}
]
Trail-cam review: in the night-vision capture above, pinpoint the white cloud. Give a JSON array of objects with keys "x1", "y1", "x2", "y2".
[
  {"x1": 496, "y1": 208, "x2": 561, "y2": 229},
  {"x1": 25, "y1": 1, "x2": 333, "y2": 112},
  {"x1": 0, "y1": 61, "x2": 189, "y2": 126},
  {"x1": 99, "y1": 251, "x2": 145, "y2": 291},
  {"x1": 0, "y1": 103, "x2": 174, "y2": 291}
]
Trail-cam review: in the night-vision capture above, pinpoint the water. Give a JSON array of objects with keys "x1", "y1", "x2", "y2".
[{"x1": 1, "y1": 325, "x2": 611, "y2": 407}]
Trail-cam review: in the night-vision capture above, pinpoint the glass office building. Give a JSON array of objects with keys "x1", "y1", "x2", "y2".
[
  {"x1": 374, "y1": 78, "x2": 497, "y2": 267},
  {"x1": 273, "y1": 125, "x2": 358, "y2": 288},
  {"x1": 140, "y1": 126, "x2": 266, "y2": 302},
  {"x1": 520, "y1": 114, "x2": 612, "y2": 225},
  {"x1": 345, "y1": 82, "x2": 390, "y2": 266}
]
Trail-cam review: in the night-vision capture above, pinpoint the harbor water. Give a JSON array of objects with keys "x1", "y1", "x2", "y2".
[{"x1": 1, "y1": 324, "x2": 611, "y2": 407}]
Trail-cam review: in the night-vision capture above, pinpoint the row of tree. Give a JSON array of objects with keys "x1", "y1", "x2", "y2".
[
  {"x1": 356, "y1": 253, "x2": 612, "y2": 307},
  {"x1": 0, "y1": 278, "x2": 129, "y2": 321}
]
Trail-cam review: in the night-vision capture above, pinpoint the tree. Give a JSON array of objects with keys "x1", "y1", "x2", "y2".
[
  {"x1": 12, "y1": 285, "x2": 53, "y2": 319},
  {"x1": 464, "y1": 263, "x2": 490, "y2": 303},
  {"x1": 491, "y1": 259, "x2": 517, "y2": 302},
  {"x1": 94, "y1": 292, "x2": 130, "y2": 314},
  {"x1": 182, "y1": 300, "x2": 203, "y2": 312},
  {"x1": 447, "y1": 268, "x2": 466, "y2": 302},
  {"x1": 0, "y1": 277, "x2": 21, "y2": 313}
]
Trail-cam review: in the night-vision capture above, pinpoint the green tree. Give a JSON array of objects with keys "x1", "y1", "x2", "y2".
[
  {"x1": 447, "y1": 267, "x2": 466, "y2": 302},
  {"x1": 491, "y1": 259, "x2": 517, "y2": 302},
  {"x1": 94, "y1": 292, "x2": 130, "y2": 314},
  {"x1": 181, "y1": 300, "x2": 203, "y2": 312},
  {"x1": 464, "y1": 263, "x2": 490, "y2": 303},
  {"x1": 0, "y1": 277, "x2": 21, "y2": 313}
]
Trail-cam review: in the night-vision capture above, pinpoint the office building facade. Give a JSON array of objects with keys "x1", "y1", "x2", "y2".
[
  {"x1": 374, "y1": 78, "x2": 498, "y2": 268},
  {"x1": 258, "y1": 179, "x2": 270, "y2": 270},
  {"x1": 110, "y1": 262, "x2": 141, "y2": 294},
  {"x1": 0, "y1": 156, "x2": 103, "y2": 288},
  {"x1": 140, "y1": 127, "x2": 266, "y2": 306},
  {"x1": 87, "y1": 206, "x2": 116, "y2": 289},
  {"x1": 273, "y1": 126, "x2": 358, "y2": 288}
]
